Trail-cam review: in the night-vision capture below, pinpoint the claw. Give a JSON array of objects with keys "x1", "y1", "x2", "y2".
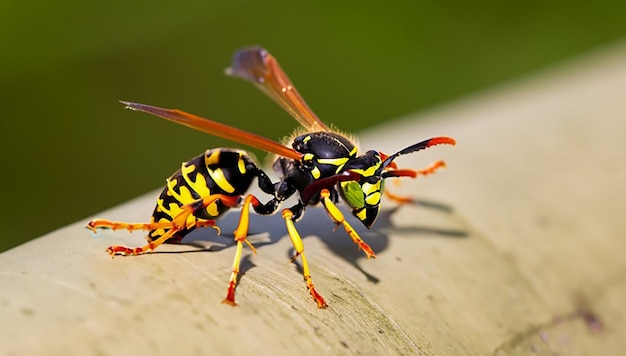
[
  {"x1": 86, "y1": 220, "x2": 98, "y2": 233},
  {"x1": 88, "y1": 227, "x2": 102, "y2": 238}
]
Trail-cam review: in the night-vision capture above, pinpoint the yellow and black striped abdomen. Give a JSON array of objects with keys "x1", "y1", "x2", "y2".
[{"x1": 148, "y1": 148, "x2": 258, "y2": 242}]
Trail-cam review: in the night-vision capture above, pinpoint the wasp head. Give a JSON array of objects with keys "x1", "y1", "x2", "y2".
[
  {"x1": 339, "y1": 150, "x2": 385, "y2": 229},
  {"x1": 339, "y1": 136, "x2": 456, "y2": 229}
]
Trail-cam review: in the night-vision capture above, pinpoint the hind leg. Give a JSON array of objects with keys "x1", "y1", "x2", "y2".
[
  {"x1": 87, "y1": 194, "x2": 239, "y2": 256},
  {"x1": 281, "y1": 207, "x2": 328, "y2": 309}
]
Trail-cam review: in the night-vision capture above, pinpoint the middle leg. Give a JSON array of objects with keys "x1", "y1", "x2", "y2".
[
  {"x1": 222, "y1": 194, "x2": 280, "y2": 306},
  {"x1": 282, "y1": 207, "x2": 328, "y2": 309}
]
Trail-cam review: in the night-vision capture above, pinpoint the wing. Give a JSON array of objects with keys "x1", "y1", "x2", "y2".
[
  {"x1": 225, "y1": 46, "x2": 331, "y2": 132},
  {"x1": 120, "y1": 101, "x2": 302, "y2": 160}
]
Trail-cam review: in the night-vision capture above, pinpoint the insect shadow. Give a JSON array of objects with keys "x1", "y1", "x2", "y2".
[{"x1": 172, "y1": 197, "x2": 467, "y2": 284}]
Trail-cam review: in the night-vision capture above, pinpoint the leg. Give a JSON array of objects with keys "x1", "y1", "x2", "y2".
[
  {"x1": 319, "y1": 189, "x2": 376, "y2": 259},
  {"x1": 86, "y1": 219, "x2": 189, "y2": 233},
  {"x1": 222, "y1": 194, "x2": 270, "y2": 306},
  {"x1": 282, "y1": 208, "x2": 327, "y2": 308},
  {"x1": 87, "y1": 194, "x2": 238, "y2": 256},
  {"x1": 86, "y1": 218, "x2": 221, "y2": 243},
  {"x1": 383, "y1": 160, "x2": 447, "y2": 204},
  {"x1": 104, "y1": 226, "x2": 182, "y2": 256}
]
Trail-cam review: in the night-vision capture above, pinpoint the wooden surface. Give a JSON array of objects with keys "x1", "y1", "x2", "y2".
[{"x1": 2, "y1": 43, "x2": 626, "y2": 355}]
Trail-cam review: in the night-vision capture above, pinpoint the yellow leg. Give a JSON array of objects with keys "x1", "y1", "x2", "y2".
[
  {"x1": 282, "y1": 209, "x2": 327, "y2": 308},
  {"x1": 319, "y1": 189, "x2": 376, "y2": 259},
  {"x1": 222, "y1": 239, "x2": 244, "y2": 306},
  {"x1": 222, "y1": 195, "x2": 259, "y2": 306}
]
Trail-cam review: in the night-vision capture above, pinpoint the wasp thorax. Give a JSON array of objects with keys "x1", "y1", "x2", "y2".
[
  {"x1": 293, "y1": 132, "x2": 358, "y2": 180},
  {"x1": 292, "y1": 132, "x2": 356, "y2": 158}
]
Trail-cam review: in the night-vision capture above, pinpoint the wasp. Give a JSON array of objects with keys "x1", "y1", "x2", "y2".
[{"x1": 87, "y1": 47, "x2": 455, "y2": 308}]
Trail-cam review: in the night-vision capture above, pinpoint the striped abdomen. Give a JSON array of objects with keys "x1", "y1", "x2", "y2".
[{"x1": 148, "y1": 148, "x2": 258, "y2": 242}]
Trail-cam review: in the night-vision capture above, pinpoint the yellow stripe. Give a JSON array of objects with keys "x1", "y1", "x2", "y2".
[
  {"x1": 156, "y1": 198, "x2": 170, "y2": 214},
  {"x1": 351, "y1": 165, "x2": 379, "y2": 177},
  {"x1": 362, "y1": 181, "x2": 382, "y2": 206},
  {"x1": 311, "y1": 167, "x2": 321, "y2": 179},
  {"x1": 205, "y1": 150, "x2": 221, "y2": 166},
  {"x1": 208, "y1": 168, "x2": 236, "y2": 193},
  {"x1": 362, "y1": 182, "x2": 381, "y2": 194},
  {"x1": 355, "y1": 208, "x2": 367, "y2": 220},
  {"x1": 365, "y1": 192, "x2": 381, "y2": 206},
  {"x1": 317, "y1": 157, "x2": 349, "y2": 166},
  {"x1": 206, "y1": 202, "x2": 219, "y2": 217},
  {"x1": 237, "y1": 156, "x2": 246, "y2": 174},
  {"x1": 181, "y1": 163, "x2": 211, "y2": 198},
  {"x1": 318, "y1": 157, "x2": 349, "y2": 174}
]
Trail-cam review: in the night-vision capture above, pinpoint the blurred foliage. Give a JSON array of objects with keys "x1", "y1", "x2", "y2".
[{"x1": 1, "y1": 1, "x2": 625, "y2": 251}]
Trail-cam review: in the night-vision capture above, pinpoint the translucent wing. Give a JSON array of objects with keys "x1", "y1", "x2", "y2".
[
  {"x1": 225, "y1": 46, "x2": 331, "y2": 132},
  {"x1": 120, "y1": 101, "x2": 302, "y2": 160}
]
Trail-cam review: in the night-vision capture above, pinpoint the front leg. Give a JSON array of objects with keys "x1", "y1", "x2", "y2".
[{"x1": 319, "y1": 189, "x2": 376, "y2": 259}]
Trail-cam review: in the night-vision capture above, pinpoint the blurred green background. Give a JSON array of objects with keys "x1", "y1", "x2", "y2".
[{"x1": 1, "y1": 1, "x2": 625, "y2": 251}]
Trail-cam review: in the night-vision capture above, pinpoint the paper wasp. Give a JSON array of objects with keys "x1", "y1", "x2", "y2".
[{"x1": 87, "y1": 47, "x2": 455, "y2": 308}]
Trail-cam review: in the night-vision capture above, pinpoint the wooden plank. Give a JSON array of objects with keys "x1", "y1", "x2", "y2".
[{"x1": 2, "y1": 43, "x2": 625, "y2": 355}]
